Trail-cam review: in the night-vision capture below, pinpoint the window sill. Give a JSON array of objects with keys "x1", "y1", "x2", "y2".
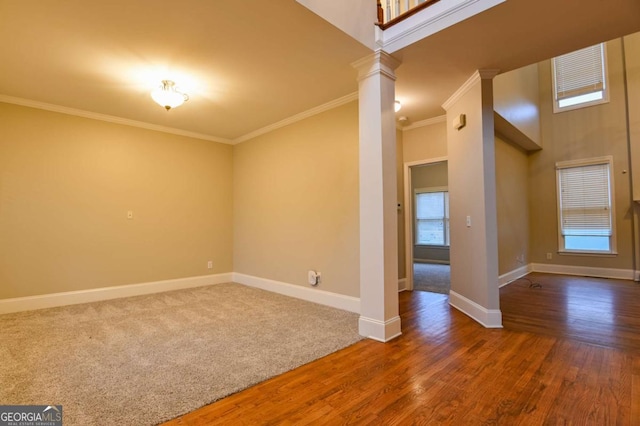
[
  {"x1": 415, "y1": 244, "x2": 450, "y2": 249},
  {"x1": 558, "y1": 250, "x2": 618, "y2": 257}
]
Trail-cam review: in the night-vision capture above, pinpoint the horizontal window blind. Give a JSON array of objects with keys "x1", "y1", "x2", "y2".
[
  {"x1": 554, "y1": 44, "x2": 605, "y2": 101},
  {"x1": 416, "y1": 192, "x2": 446, "y2": 220},
  {"x1": 558, "y1": 163, "x2": 611, "y2": 236}
]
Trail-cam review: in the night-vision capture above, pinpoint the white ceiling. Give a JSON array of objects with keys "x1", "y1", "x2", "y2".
[{"x1": 1, "y1": 0, "x2": 639, "y2": 142}]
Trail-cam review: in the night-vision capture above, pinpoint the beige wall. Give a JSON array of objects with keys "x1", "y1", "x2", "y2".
[
  {"x1": 399, "y1": 121, "x2": 448, "y2": 279},
  {"x1": 402, "y1": 120, "x2": 448, "y2": 163},
  {"x1": 494, "y1": 64, "x2": 541, "y2": 145},
  {"x1": 233, "y1": 101, "x2": 360, "y2": 297},
  {"x1": 396, "y1": 129, "x2": 405, "y2": 280},
  {"x1": 446, "y1": 75, "x2": 499, "y2": 310},
  {"x1": 412, "y1": 161, "x2": 448, "y2": 189},
  {"x1": 624, "y1": 33, "x2": 640, "y2": 272},
  {"x1": 495, "y1": 136, "x2": 529, "y2": 275},
  {"x1": 625, "y1": 33, "x2": 640, "y2": 201},
  {"x1": 530, "y1": 38, "x2": 634, "y2": 269},
  {"x1": 0, "y1": 103, "x2": 233, "y2": 300}
]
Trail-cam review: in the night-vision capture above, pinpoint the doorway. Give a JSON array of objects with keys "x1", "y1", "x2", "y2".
[{"x1": 403, "y1": 158, "x2": 450, "y2": 294}]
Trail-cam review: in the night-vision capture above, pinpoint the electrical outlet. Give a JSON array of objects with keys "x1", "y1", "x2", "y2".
[
  {"x1": 546, "y1": 252, "x2": 552, "y2": 260},
  {"x1": 207, "y1": 261, "x2": 213, "y2": 269},
  {"x1": 308, "y1": 270, "x2": 321, "y2": 286}
]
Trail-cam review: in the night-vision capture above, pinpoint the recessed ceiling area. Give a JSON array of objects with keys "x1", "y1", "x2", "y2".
[{"x1": 1, "y1": 0, "x2": 639, "y2": 142}]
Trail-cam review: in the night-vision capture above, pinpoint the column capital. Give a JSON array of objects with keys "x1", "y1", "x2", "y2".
[{"x1": 351, "y1": 50, "x2": 401, "y2": 82}]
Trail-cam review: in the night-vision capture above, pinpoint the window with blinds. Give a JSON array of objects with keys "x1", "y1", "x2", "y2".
[
  {"x1": 552, "y1": 43, "x2": 608, "y2": 112},
  {"x1": 415, "y1": 190, "x2": 449, "y2": 246},
  {"x1": 556, "y1": 157, "x2": 616, "y2": 254}
]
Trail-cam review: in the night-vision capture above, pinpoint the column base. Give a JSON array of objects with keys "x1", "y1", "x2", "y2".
[{"x1": 359, "y1": 315, "x2": 402, "y2": 342}]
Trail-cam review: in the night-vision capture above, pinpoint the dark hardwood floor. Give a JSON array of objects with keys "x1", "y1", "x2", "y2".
[
  {"x1": 164, "y1": 273, "x2": 640, "y2": 425},
  {"x1": 501, "y1": 272, "x2": 640, "y2": 351}
]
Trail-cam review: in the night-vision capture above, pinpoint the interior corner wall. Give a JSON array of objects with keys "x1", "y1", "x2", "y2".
[
  {"x1": 0, "y1": 103, "x2": 234, "y2": 300},
  {"x1": 495, "y1": 135, "x2": 529, "y2": 275},
  {"x1": 232, "y1": 101, "x2": 360, "y2": 298},
  {"x1": 530, "y1": 38, "x2": 634, "y2": 270}
]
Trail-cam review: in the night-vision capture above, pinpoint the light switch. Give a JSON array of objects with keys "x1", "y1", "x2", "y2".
[
  {"x1": 466, "y1": 215, "x2": 471, "y2": 227},
  {"x1": 127, "y1": 211, "x2": 133, "y2": 220}
]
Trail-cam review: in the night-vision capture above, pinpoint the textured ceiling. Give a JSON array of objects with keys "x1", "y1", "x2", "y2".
[{"x1": 1, "y1": 0, "x2": 639, "y2": 142}]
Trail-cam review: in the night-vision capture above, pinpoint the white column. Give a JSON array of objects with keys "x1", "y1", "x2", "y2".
[
  {"x1": 442, "y1": 69, "x2": 502, "y2": 328},
  {"x1": 352, "y1": 50, "x2": 401, "y2": 342}
]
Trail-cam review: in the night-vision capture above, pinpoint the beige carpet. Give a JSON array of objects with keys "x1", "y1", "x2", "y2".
[
  {"x1": 413, "y1": 263, "x2": 450, "y2": 294},
  {"x1": 0, "y1": 283, "x2": 362, "y2": 425}
]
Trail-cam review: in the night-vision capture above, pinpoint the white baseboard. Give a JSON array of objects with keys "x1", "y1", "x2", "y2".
[
  {"x1": 499, "y1": 264, "x2": 532, "y2": 288},
  {"x1": 531, "y1": 263, "x2": 634, "y2": 280},
  {"x1": 0, "y1": 273, "x2": 233, "y2": 315},
  {"x1": 635, "y1": 271, "x2": 640, "y2": 282},
  {"x1": 232, "y1": 273, "x2": 360, "y2": 314},
  {"x1": 358, "y1": 315, "x2": 402, "y2": 342},
  {"x1": 398, "y1": 278, "x2": 407, "y2": 292},
  {"x1": 449, "y1": 290, "x2": 502, "y2": 328}
]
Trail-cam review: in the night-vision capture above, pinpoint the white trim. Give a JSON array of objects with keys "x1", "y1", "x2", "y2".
[
  {"x1": 1, "y1": 91, "x2": 362, "y2": 147},
  {"x1": 232, "y1": 273, "x2": 360, "y2": 313},
  {"x1": 377, "y1": 0, "x2": 506, "y2": 53},
  {"x1": 233, "y1": 92, "x2": 358, "y2": 144},
  {"x1": 442, "y1": 69, "x2": 499, "y2": 111},
  {"x1": 530, "y1": 263, "x2": 634, "y2": 280},
  {"x1": 398, "y1": 278, "x2": 407, "y2": 292},
  {"x1": 402, "y1": 115, "x2": 446, "y2": 131},
  {"x1": 404, "y1": 156, "x2": 448, "y2": 291},
  {"x1": 499, "y1": 264, "x2": 532, "y2": 288},
  {"x1": 449, "y1": 291, "x2": 503, "y2": 328},
  {"x1": 358, "y1": 315, "x2": 402, "y2": 342},
  {"x1": 0, "y1": 273, "x2": 233, "y2": 315},
  {"x1": 0, "y1": 95, "x2": 232, "y2": 144}
]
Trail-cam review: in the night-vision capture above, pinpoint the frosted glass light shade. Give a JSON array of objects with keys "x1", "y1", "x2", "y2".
[{"x1": 151, "y1": 80, "x2": 189, "y2": 110}]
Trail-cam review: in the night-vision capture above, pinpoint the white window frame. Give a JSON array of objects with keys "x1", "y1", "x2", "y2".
[
  {"x1": 414, "y1": 186, "x2": 449, "y2": 247},
  {"x1": 555, "y1": 156, "x2": 617, "y2": 255},
  {"x1": 552, "y1": 43, "x2": 609, "y2": 113}
]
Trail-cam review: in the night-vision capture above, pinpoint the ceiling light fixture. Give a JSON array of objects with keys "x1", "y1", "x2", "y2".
[
  {"x1": 394, "y1": 100, "x2": 402, "y2": 112},
  {"x1": 151, "y1": 80, "x2": 189, "y2": 111}
]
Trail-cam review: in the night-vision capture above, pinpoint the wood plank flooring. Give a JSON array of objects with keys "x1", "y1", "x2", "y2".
[{"x1": 163, "y1": 274, "x2": 639, "y2": 425}]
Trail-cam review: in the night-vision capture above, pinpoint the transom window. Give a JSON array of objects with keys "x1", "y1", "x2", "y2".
[
  {"x1": 552, "y1": 43, "x2": 609, "y2": 112},
  {"x1": 556, "y1": 156, "x2": 616, "y2": 254},
  {"x1": 415, "y1": 189, "x2": 449, "y2": 246}
]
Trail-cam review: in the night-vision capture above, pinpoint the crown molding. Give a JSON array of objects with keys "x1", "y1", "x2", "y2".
[
  {"x1": 441, "y1": 69, "x2": 499, "y2": 111},
  {"x1": 233, "y1": 92, "x2": 359, "y2": 144},
  {"x1": 0, "y1": 94, "x2": 233, "y2": 145},
  {"x1": 402, "y1": 115, "x2": 446, "y2": 131},
  {"x1": 2, "y1": 91, "x2": 361, "y2": 146}
]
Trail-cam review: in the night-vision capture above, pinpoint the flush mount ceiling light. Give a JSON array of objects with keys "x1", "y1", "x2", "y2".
[
  {"x1": 394, "y1": 100, "x2": 402, "y2": 112},
  {"x1": 151, "y1": 80, "x2": 189, "y2": 111}
]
